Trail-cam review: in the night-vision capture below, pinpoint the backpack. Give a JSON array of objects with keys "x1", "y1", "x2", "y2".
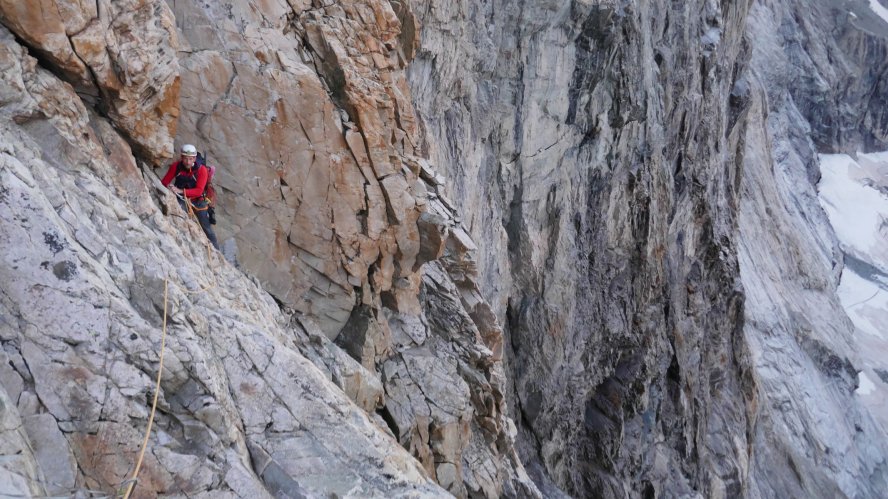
[{"x1": 196, "y1": 152, "x2": 218, "y2": 209}]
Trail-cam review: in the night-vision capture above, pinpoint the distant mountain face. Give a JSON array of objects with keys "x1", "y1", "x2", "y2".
[
  {"x1": 0, "y1": 0, "x2": 887, "y2": 497},
  {"x1": 409, "y1": 0, "x2": 888, "y2": 497},
  {"x1": 818, "y1": 151, "x2": 888, "y2": 431}
]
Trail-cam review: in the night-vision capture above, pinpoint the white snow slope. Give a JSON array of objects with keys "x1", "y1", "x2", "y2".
[
  {"x1": 818, "y1": 151, "x2": 888, "y2": 428},
  {"x1": 869, "y1": 0, "x2": 888, "y2": 25}
]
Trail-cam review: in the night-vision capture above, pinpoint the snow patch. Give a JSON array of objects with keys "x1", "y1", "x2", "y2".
[
  {"x1": 869, "y1": 0, "x2": 888, "y2": 25},
  {"x1": 837, "y1": 267, "x2": 888, "y2": 340},
  {"x1": 857, "y1": 371, "x2": 877, "y2": 396},
  {"x1": 859, "y1": 150, "x2": 888, "y2": 165},
  {"x1": 818, "y1": 150, "x2": 888, "y2": 419},
  {"x1": 817, "y1": 153, "x2": 888, "y2": 273},
  {"x1": 819, "y1": 152, "x2": 888, "y2": 342}
]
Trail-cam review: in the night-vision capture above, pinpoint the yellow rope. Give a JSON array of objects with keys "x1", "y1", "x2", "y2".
[
  {"x1": 119, "y1": 250, "x2": 214, "y2": 497},
  {"x1": 122, "y1": 278, "x2": 169, "y2": 499},
  {"x1": 118, "y1": 189, "x2": 220, "y2": 497},
  {"x1": 177, "y1": 194, "x2": 219, "y2": 295}
]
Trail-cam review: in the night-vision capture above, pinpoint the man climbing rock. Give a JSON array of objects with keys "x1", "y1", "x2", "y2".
[{"x1": 161, "y1": 144, "x2": 219, "y2": 249}]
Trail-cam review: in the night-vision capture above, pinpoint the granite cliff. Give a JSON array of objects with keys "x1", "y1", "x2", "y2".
[
  {"x1": 409, "y1": 0, "x2": 888, "y2": 496},
  {"x1": 0, "y1": 0, "x2": 886, "y2": 497}
]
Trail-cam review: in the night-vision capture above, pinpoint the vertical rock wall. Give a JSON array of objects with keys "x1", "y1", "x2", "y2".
[
  {"x1": 171, "y1": 0, "x2": 424, "y2": 336},
  {"x1": 409, "y1": 0, "x2": 888, "y2": 497},
  {"x1": 1, "y1": 0, "x2": 887, "y2": 496},
  {"x1": 0, "y1": 17, "x2": 448, "y2": 497},
  {"x1": 167, "y1": 1, "x2": 538, "y2": 495},
  {"x1": 737, "y1": 1, "x2": 888, "y2": 496}
]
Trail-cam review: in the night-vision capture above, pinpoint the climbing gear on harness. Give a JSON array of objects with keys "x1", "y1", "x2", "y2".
[
  {"x1": 177, "y1": 193, "x2": 209, "y2": 212},
  {"x1": 174, "y1": 153, "x2": 217, "y2": 212},
  {"x1": 161, "y1": 148, "x2": 220, "y2": 246},
  {"x1": 176, "y1": 193, "x2": 219, "y2": 249}
]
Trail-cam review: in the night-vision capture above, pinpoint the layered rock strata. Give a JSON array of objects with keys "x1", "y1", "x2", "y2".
[
  {"x1": 410, "y1": 1, "x2": 756, "y2": 496},
  {"x1": 2, "y1": 0, "x2": 888, "y2": 497},
  {"x1": 737, "y1": 1, "x2": 888, "y2": 496},
  {"x1": 409, "y1": 0, "x2": 888, "y2": 497}
]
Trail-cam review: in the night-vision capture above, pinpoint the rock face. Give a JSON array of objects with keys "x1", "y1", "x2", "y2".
[
  {"x1": 0, "y1": 0, "x2": 534, "y2": 497},
  {"x1": 410, "y1": 1, "x2": 756, "y2": 496},
  {"x1": 1, "y1": 0, "x2": 888, "y2": 497},
  {"x1": 0, "y1": 22, "x2": 442, "y2": 496},
  {"x1": 409, "y1": 0, "x2": 888, "y2": 497},
  {"x1": 171, "y1": 0, "x2": 427, "y2": 338},
  {"x1": 0, "y1": 0, "x2": 181, "y2": 163},
  {"x1": 167, "y1": 1, "x2": 536, "y2": 496},
  {"x1": 737, "y1": 2, "x2": 888, "y2": 496}
]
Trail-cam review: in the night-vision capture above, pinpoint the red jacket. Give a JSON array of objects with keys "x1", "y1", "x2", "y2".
[{"x1": 161, "y1": 161, "x2": 208, "y2": 200}]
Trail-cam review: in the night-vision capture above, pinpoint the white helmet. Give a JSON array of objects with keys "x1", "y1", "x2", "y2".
[{"x1": 180, "y1": 144, "x2": 197, "y2": 156}]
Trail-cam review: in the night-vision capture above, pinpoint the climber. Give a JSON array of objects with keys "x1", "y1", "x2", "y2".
[{"x1": 161, "y1": 144, "x2": 219, "y2": 250}]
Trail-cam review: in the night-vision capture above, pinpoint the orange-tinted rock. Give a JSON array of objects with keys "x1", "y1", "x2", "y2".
[
  {"x1": 0, "y1": 0, "x2": 180, "y2": 163},
  {"x1": 0, "y1": 0, "x2": 92, "y2": 86}
]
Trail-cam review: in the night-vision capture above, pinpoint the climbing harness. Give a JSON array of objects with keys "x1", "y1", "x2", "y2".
[{"x1": 172, "y1": 154, "x2": 217, "y2": 213}]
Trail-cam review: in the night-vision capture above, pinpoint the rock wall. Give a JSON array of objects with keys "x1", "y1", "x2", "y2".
[
  {"x1": 1, "y1": 0, "x2": 887, "y2": 497},
  {"x1": 409, "y1": 0, "x2": 888, "y2": 497},
  {"x1": 738, "y1": 1, "x2": 888, "y2": 496},
  {"x1": 0, "y1": 0, "x2": 536, "y2": 497},
  {"x1": 168, "y1": 1, "x2": 537, "y2": 496},
  {"x1": 410, "y1": 0, "x2": 755, "y2": 496},
  {"x1": 0, "y1": 19, "x2": 445, "y2": 497},
  {"x1": 0, "y1": 0, "x2": 181, "y2": 163},
  {"x1": 171, "y1": 0, "x2": 424, "y2": 336}
]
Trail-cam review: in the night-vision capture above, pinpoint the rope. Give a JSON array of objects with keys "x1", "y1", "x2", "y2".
[
  {"x1": 846, "y1": 287, "x2": 882, "y2": 309},
  {"x1": 175, "y1": 193, "x2": 219, "y2": 295},
  {"x1": 122, "y1": 279, "x2": 169, "y2": 499},
  {"x1": 116, "y1": 187, "x2": 221, "y2": 496}
]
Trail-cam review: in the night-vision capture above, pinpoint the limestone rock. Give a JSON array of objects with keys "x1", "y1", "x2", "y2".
[
  {"x1": 169, "y1": 0, "x2": 428, "y2": 338},
  {"x1": 378, "y1": 249, "x2": 541, "y2": 497},
  {"x1": 292, "y1": 315, "x2": 385, "y2": 413},
  {"x1": 163, "y1": 3, "x2": 537, "y2": 492},
  {"x1": 22, "y1": 414, "x2": 77, "y2": 495},
  {"x1": 410, "y1": 1, "x2": 755, "y2": 496},
  {"x1": 4, "y1": 0, "x2": 886, "y2": 497},
  {"x1": 334, "y1": 304, "x2": 393, "y2": 371},
  {"x1": 0, "y1": 383, "x2": 44, "y2": 498},
  {"x1": 0, "y1": 0, "x2": 93, "y2": 87}
]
